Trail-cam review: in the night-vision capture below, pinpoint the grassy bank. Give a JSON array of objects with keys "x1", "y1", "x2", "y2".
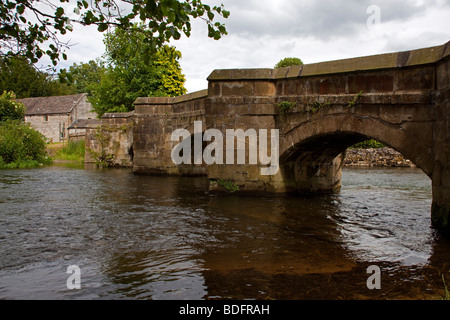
[
  {"x1": 0, "y1": 157, "x2": 52, "y2": 169},
  {"x1": 48, "y1": 140, "x2": 85, "y2": 161}
]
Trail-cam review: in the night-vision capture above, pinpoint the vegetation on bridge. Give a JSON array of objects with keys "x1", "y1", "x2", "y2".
[{"x1": 275, "y1": 57, "x2": 303, "y2": 69}]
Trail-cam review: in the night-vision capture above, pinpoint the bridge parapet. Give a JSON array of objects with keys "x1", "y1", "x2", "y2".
[{"x1": 132, "y1": 89, "x2": 208, "y2": 175}]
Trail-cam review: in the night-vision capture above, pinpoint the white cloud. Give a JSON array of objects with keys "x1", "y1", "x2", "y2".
[{"x1": 42, "y1": 0, "x2": 450, "y2": 93}]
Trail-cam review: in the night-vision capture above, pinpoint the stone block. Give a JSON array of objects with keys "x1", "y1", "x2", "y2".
[
  {"x1": 221, "y1": 82, "x2": 254, "y2": 96},
  {"x1": 405, "y1": 45, "x2": 445, "y2": 67},
  {"x1": 396, "y1": 67, "x2": 435, "y2": 91},
  {"x1": 273, "y1": 67, "x2": 289, "y2": 79},
  {"x1": 348, "y1": 73, "x2": 394, "y2": 93},
  {"x1": 305, "y1": 76, "x2": 347, "y2": 95},
  {"x1": 254, "y1": 81, "x2": 276, "y2": 96},
  {"x1": 231, "y1": 69, "x2": 273, "y2": 80},
  {"x1": 282, "y1": 79, "x2": 305, "y2": 95}
]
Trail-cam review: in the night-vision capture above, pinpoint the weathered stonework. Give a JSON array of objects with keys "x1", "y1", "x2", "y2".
[
  {"x1": 90, "y1": 41, "x2": 450, "y2": 233},
  {"x1": 133, "y1": 90, "x2": 208, "y2": 176},
  {"x1": 85, "y1": 112, "x2": 134, "y2": 167}
]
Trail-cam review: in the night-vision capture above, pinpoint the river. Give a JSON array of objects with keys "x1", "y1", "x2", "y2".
[{"x1": 1, "y1": 163, "x2": 450, "y2": 300}]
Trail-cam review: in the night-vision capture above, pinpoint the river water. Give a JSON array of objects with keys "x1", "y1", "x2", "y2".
[{"x1": 1, "y1": 163, "x2": 450, "y2": 300}]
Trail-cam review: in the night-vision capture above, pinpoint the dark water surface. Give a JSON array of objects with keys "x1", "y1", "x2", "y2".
[{"x1": 1, "y1": 163, "x2": 450, "y2": 300}]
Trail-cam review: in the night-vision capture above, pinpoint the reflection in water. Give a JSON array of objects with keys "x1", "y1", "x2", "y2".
[{"x1": 0, "y1": 164, "x2": 449, "y2": 300}]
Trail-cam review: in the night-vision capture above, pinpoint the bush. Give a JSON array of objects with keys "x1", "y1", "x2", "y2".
[
  {"x1": 0, "y1": 91, "x2": 25, "y2": 122},
  {"x1": 274, "y1": 57, "x2": 303, "y2": 69},
  {"x1": 350, "y1": 139, "x2": 385, "y2": 149},
  {"x1": 0, "y1": 120, "x2": 51, "y2": 169}
]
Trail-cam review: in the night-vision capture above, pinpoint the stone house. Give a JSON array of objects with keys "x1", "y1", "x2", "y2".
[{"x1": 20, "y1": 93, "x2": 95, "y2": 143}]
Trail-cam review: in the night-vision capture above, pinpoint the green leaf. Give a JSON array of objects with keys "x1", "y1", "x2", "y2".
[
  {"x1": 167, "y1": 11, "x2": 176, "y2": 23},
  {"x1": 97, "y1": 23, "x2": 108, "y2": 32},
  {"x1": 207, "y1": 25, "x2": 214, "y2": 37},
  {"x1": 17, "y1": 5, "x2": 25, "y2": 15},
  {"x1": 55, "y1": 7, "x2": 64, "y2": 17}
]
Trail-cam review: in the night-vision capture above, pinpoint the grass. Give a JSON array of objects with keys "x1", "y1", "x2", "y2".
[
  {"x1": 0, "y1": 157, "x2": 52, "y2": 169},
  {"x1": 52, "y1": 140, "x2": 86, "y2": 161}
]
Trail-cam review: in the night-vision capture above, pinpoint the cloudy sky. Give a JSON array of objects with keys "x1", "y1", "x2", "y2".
[{"x1": 51, "y1": 0, "x2": 450, "y2": 93}]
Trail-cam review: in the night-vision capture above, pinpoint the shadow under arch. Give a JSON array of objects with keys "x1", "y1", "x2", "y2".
[{"x1": 279, "y1": 128, "x2": 433, "y2": 195}]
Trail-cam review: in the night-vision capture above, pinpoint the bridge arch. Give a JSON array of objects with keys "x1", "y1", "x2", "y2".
[{"x1": 278, "y1": 112, "x2": 435, "y2": 194}]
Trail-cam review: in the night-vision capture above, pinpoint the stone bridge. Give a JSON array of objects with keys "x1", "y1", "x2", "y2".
[{"x1": 129, "y1": 41, "x2": 450, "y2": 232}]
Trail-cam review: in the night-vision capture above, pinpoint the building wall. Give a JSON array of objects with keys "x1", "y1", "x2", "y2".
[
  {"x1": 76, "y1": 95, "x2": 95, "y2": 120},
  {"x1": 25, "y1": 113, "x2": 71, "y2": 143},
  {"x1": 25, "y1": 94, "x2": 95, "y2": 143}
]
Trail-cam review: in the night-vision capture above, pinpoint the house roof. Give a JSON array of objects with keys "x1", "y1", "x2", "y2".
[
  {"x1": 20, "y1": 93, "x2": 87, "y2": 116},
  {"x1": 68, "y1": 118, "x2": 101, "y2": 130}
]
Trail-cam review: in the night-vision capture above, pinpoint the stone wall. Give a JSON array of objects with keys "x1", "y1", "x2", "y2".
[
  {"x1": 25, "y1": 113, "x2": 70, "y2": 143},
  {"x1": 85, "y1": 112, "x2": 134, "y2": 167},
  {"x1": 133, "y1": 90, "x2": 208, "y2": 175},
  {"x1": 25, "y1": 94, "x2": 95, "y2": 143},
  {"x1": 75, "y1": 95, "x2": 96, "y2": 120},
  {"x1": 344, "y1": 148, "x2": 416, "y2": 167}
]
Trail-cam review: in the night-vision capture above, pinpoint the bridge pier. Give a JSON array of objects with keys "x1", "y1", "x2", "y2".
[
  {"x1": 432, "y1": 188, "x2": 450, "y2": 234},
  {"x1": 291, "y1": 153, "x2": 345, "y2": 194},
  {"x1": 431, "y1": 66, "x2": 450, "y2": 233}
]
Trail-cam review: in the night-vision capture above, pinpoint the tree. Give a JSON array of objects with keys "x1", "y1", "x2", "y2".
[
  {"x1": 88, "y1": 26, "x2": 187, "y2": 117},
  {"x1": 275, "y1": 57, "x2": 303, "y2": 69},
  {"x1": 58, "y1": 59, "x2": 106, "y2": 95},
  {"x1": 0, "y1": 0, "x2": 230, "y2": 66},
  {"x1": 0, "y1": 56, "x2": 76, "y2": 98},
  {"x1": 0, "y1": 91, "x2": 25, "y2": 122}
]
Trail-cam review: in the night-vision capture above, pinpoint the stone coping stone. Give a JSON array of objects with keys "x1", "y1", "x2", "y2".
[
  {"x1": 207, "y1": 40, "x2": 450, "y2": 81},
  {"x1": 134, "y1": 89, "x2": 208, "y2": 105},
  {"x1": 102, "y1": 111, "x2": 135, "y2": 118}
]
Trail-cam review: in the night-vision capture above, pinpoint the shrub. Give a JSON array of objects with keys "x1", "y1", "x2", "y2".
[
  {"x1": 0, "y1": 91, "x2": 25, "y2": 122},
  {"x1": 217, "y1": 179, "x2": 240, "y2": 193},
  {"x1": 0, "y1": 120, "x2": 51, "y2": 168},
  {"x1": 274, "y1": 57, "x2": 303, "y2": 69},
  {"x1": 350, "y1": 139, "x2": 385, "y2": 149},
  {"x1": 278, "y1": 101, "x2": 296, "y2": 115}
]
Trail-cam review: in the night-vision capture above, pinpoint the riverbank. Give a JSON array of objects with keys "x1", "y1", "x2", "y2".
[
  {"x1": 45, "y1": 141, "x2": 85, "y2": 161},
  {"x1": 344, "y1": 147, "x2": 415, "y2": 168},
  {"x1": 44, "y1": 144, "x2": 414, "y2": 168}
]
